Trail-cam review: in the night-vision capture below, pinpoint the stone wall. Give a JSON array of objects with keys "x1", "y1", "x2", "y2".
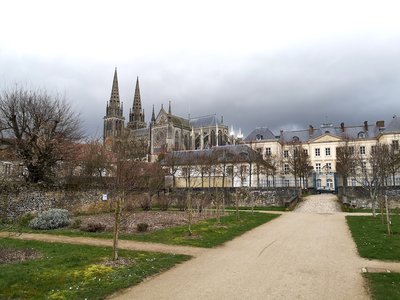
[
  {"x1": 337, "y1": 186, "x2": 400, "y2": 208},
  {"x1": 2, "y1": 186, "x2": 295, "y2": 220}
]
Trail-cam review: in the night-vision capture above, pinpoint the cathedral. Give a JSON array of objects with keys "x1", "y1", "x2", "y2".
[{"x1": 103, "y1": 68, "x2": 236, "y2": 158}]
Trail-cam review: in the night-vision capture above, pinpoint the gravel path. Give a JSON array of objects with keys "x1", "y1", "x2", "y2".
[{"x1": 295, "y1": 193, "x2": 342, "y2": 213}]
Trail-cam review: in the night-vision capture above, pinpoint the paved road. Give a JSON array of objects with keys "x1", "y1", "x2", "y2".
[{"x1": 111, "y1": 194, "x2": 370, "y2": 300}]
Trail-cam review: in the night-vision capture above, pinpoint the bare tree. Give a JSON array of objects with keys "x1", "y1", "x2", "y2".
[
  {"x1": 336, "y1": 141, "x2": 357, "y2": 197},
  {"x1": 0, "y1": 86, "x2": 83, "y2": 183},
  {"x1": 286, "y1": 144, "x2": 312, "y2": 189}
]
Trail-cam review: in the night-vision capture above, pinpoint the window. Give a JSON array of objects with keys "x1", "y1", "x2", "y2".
[
  {"x1": 327, "y1": 179, "x2": 334, "y2": 189},
  {"x1": 316, "y1": 163, "x2": 321, "y2": 172},
  {"x1": 265, "y1": 147, "x2": 271, "y2": 156},
  {"x1": 284, "y1": 180, "x2": 290, "y2": 187},
  {"x1": 283, "y1": 150, "x2": 289, "y2": 158},
  {"x1": 361, "y1": 161, "x2": 367, "y2": 172},
  {"x1": 256, "y1": 134, "x2": 263, "y2": 140},
  {"x1": 393, "y1": 140, "x2": 399, "y2": 151},
  {"x1": 227, "y1": 166, "x2": 233, "y2": 176},
  {"x1": 359, "y1": 146, "x2": 366, "y2": 155},
  {"x1": 351, "y1": 178, "x2": 357, "y2": 186},
  {"x1": 256, "y1": 148, "x2": 262, "y2": 153},
  {"x1": 315, "y1": 148, "x2": 320, "y2": 156},
  {"x1": 292, "y1": 136, "x2": 299, "y2": 142},
  {"x1": 358, "y1": 131, "x2": 365, "y2": 138},
  {"x1": 284, "y1": 164, "x2": 289, "y2": 174},
  {"x1": 303, "y1": 149, "x2": 308, "y2": 155},
  {"x1": 349, "y1": 146, "x2": 355, "y2": 155},
  {"x1": 325, "y1": 147, "x2": 331, "y2": 156},
  {"x1": 371, "y1": 145, "x2": 376, "y2": 154},
  {"x1": 326, "y1": 163, "x2": 332, "y2": 170}
]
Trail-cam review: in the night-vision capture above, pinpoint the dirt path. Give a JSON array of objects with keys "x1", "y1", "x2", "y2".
[
  {"x1": 111, "y1": 194, "x2": 370, "y2": 299},
  {"x1": 0, "y1": 232, "x2": 206, "y2": 257}
]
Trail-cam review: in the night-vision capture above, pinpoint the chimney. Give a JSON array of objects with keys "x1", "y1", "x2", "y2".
[
  {"x1": 309, "y1": 125, "x2": 314, "y2": 136},
  {"x1": 221, "y1": 116, "x2": 224, "y2": 124},
  {"x1": 340, "y1": 122, "x2": 345, "y2": 132},
  {"x1": 364, "y1": 121, "x2": 368, "y2": 132},
  {"x1": 376, "y1": 120, "x2": 385, "y2": 128},
  {"x1": 280, "y1": 130, "x2": 284, "y2": 142}
]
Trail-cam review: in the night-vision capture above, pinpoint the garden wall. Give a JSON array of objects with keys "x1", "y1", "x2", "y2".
[{"x1": 1, "y1": 187, "x2": 295, "y2": 220}]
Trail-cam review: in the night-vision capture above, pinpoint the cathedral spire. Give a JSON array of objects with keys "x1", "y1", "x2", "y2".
[
  {"x1": 151, "y1": 104, "x2": 156, "y2": 123},
  {"x1": 110, "y1": 67, "x2": 120, "y2": 103},
  {"x1": 133, "y1": 76, "x2": 142, "y2": 113},
  {"x1": 127, "y1": 76, "x2": 146, "y2": 130}
]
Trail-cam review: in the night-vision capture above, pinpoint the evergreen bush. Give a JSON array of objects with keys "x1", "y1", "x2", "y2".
[{"x1": 28, "y1": 209, "x2": 70, "y2": 230}]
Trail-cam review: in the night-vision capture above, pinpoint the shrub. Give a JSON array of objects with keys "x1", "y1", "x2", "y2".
[
  {"x1": 80, "y1": 222, "x2": 106, "y2": 232},
  {"x1": 137, "y1": 223, "x2": 149, "y2": 232},
  {"x1": 70, "y1": 218, "x2": 82, "y2": 229},
  {"x1": 28, "y1": 209, "x2": 70, "y2": 230},
  {"x1": 17, "y1": 213, "x2": 36, "y2": 227}
]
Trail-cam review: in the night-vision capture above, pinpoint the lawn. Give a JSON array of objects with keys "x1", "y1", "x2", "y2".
[
  {"x1": 131, "y1": 212, "x2": 279, "y2": 247},
  {"x1": 346, "y1": 215, "x2": 400, "y2": 261},
  {"x1": 0, "y1": 238, "x2": 190, "y2": 300},
  {"x1": 364, "y1": 273, "x2": 400, "y2": 300},
  {"x1": 3, "y1": 212, "x2": 279, "y2": 248}
]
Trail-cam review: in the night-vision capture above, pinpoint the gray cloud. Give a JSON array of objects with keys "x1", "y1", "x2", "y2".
[{"x1": 1, "y1": 35, "x2": 400, "y2": 138}]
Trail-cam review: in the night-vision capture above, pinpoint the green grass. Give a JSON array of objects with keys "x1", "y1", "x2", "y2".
[
  {"x1": 131, "y1": 212, "x2": 279, "y2": 247},
  {"x1": 2, "y1": 212, "x2": 279, "y2": 248},
  {"x1": 346, "y1": 215, "x2": 400, "y2": 261},
  {"x1": 0, "y1": 238, "x2": 190, "y2": 300},
  {"x1": 343, "y1": 207, "x2": 400, "y2": 213},
  {"x1": 225, "y1": 206, "x2": 286, "y2": 211},
  {"x1": 364, "y1": 273, "x2": 400, "y2": 300}
]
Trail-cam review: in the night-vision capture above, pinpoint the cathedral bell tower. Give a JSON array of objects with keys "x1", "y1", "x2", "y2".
[
  {"x1": 103, "y1": 68, "x2": 125, "y2": 141},
  {"x1": 127, "y1": 77, "x2": 146, "y2": 130}
]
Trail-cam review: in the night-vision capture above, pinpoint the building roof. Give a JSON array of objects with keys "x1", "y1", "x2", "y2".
[
  {"x1": 190, "y1": 115, "x2": 222, "y2": 128},
  {"x1": 161, "y1": 144, "x2": 264, "y2": 165},
  {"x1": 385, "y1": 115, "x2": 400, "y2": 133},
  {"x1": 244, "y1": 127, "x2": 277, "y2": 142}
]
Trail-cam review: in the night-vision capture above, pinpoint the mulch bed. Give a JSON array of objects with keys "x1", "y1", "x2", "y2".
[
  {"x1": 77, "y1": 210, "x2": 219, "y2": 233},
  {"x1": 0, "y1": 247, "x2": 42, "y2": 264}
]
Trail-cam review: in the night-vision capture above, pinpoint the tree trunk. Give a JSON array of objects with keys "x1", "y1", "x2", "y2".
[
  {"x1": 112, "y1": 196, "x2": 121, "y2": 261},
  {"x1": 385, "y1": 195, "x2": 391, "y2": 235}
]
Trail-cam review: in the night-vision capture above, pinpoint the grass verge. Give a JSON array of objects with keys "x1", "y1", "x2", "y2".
[
  {"x1": 364, "y1": 273, "x2": 400, "y2": 300},
  {"x1": 2, "y1": 212, "x2": 279, "y2": 248},
  {"x1": 0, "y1": 238, "x2": 190, "y2": 300},
  {"x1": 346, "y1": 215, "x2": 400, "y2": 261}
]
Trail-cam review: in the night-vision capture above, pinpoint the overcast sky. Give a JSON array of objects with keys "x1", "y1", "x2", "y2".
[{"x1": 1, "y1": 0, "x2": 400, "y2": 137}]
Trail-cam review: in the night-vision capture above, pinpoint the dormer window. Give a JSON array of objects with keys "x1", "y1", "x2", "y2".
[
  {"x1": 292, "y1": 136, "x2": 299, "y2": 142},
  {"x1": 358, "y1": 131, "x2": 365, "y2": 138},
  {"x1": 256, "y1": 134, "x2": 263, "y2": 140}
]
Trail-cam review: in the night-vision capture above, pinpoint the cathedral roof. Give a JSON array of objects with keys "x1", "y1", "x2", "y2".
[{"x1": 190, "y1": 115, "x2": 222, "y2": 128}]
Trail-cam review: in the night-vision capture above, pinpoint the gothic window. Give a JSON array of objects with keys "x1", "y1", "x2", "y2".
[
  {"x1": 175, "y1": 131, "x2": 180, "y2": 150},
  {"x1": 211, "y1": 130, "x2": 216, "y2": 146},
  {"x1": 184, "y1": 134, "x2": 189, "y2": 150},
  {"x1": 218, "y1": 130, "x2": 223, "y2": 146}
]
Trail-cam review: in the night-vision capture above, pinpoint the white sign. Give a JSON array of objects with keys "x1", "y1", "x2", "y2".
[{"x1": 102, "y1": 194, "x2": 108, "y2": 201}]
